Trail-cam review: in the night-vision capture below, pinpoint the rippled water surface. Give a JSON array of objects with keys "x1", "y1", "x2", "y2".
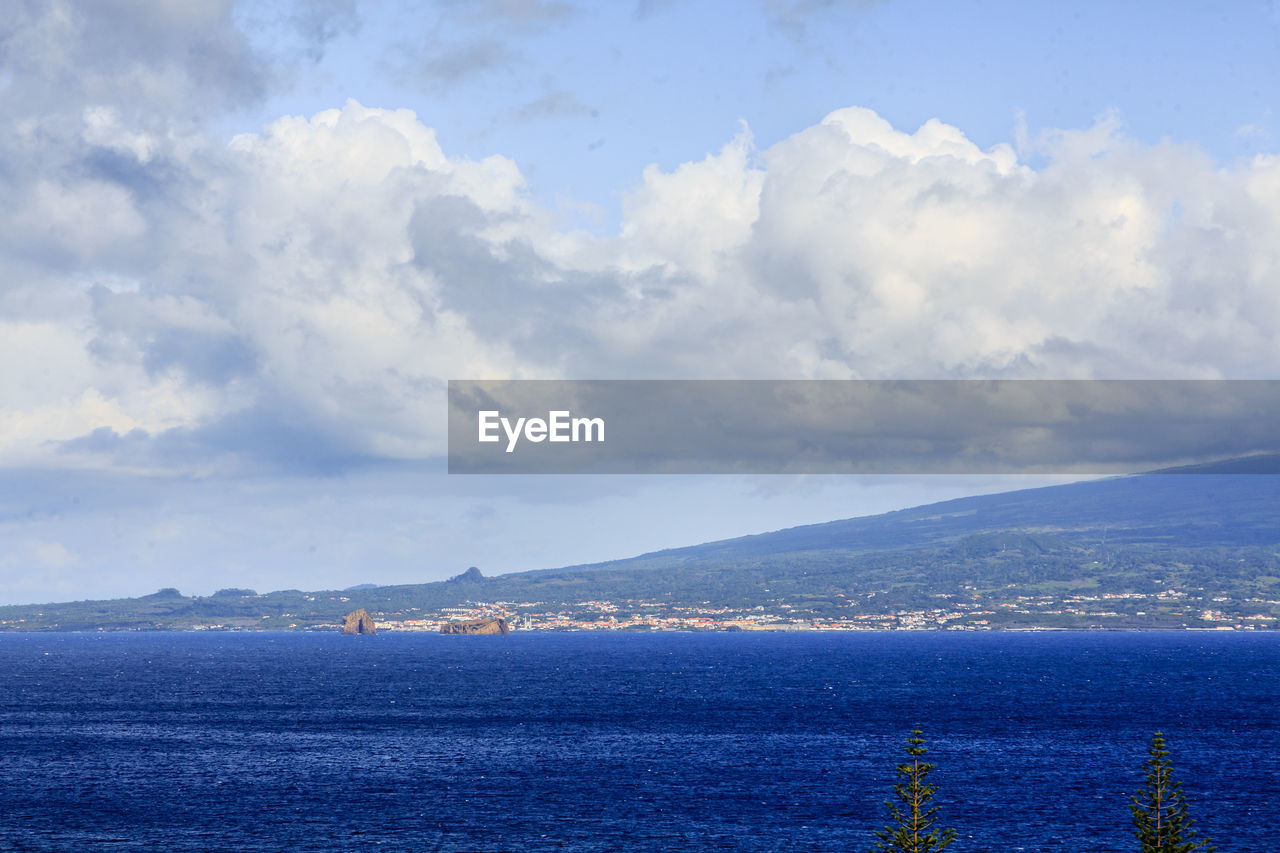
[{"x1": 0, "y1": 631, "x2": 1275, "y2": 851}]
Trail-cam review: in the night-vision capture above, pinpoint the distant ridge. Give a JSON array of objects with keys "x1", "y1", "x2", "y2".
[
  {"x1": 545, "y1": 459, "x2": 1280, "y2": 568},
  {"x1": 2, "y1": 457, "x2": 1278, "y2": 630},
  {"x1": 1146, "y1": 452, "x2": 1280, "y2": 475}
]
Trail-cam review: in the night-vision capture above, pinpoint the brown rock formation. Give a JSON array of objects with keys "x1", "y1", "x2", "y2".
[
  {"x1": 440, "y1": 616, "x2": 509, "y2": 635},
  {"x1": 341, "y1": 608, "x2": 377, "y2": 635}
]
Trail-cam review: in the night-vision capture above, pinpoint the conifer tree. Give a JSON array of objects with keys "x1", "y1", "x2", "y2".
[
  {"x1": 1130, "y1": 732, "x2": 1216, "y2": 853},
  {"x1": 872, "y1": 728, "x2": 957, "y2": 853}
]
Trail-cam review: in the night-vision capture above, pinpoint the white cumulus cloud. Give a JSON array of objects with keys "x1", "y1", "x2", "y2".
[{"x1": 3, "y1": 46, "x2": 1280, "y2": 473}]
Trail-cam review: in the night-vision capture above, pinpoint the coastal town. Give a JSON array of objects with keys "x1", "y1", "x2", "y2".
[
  {"x1": 4, "y1": 583, "x2": 1278, "y2": 633},
  {"x1": 362, "y1": 588, "x2": 1280, "y2": 633}
]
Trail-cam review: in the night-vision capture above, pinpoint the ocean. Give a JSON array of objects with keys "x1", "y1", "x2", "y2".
[{"x1": 0, "y1": 631, "x2": 1275, "y2": 852}]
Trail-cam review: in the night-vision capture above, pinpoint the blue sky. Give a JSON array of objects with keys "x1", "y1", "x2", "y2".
[
  {"x1": 234, "y1": 1, "x2": 1280, "y2": 230},
  {"x1": 2, "y1": 0, "x2": 1280, "y2": 604}
]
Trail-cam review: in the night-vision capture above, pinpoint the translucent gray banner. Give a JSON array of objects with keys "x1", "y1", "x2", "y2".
[{"x1": 447, "y1": 380, "x2": 1280, "y2": 474}]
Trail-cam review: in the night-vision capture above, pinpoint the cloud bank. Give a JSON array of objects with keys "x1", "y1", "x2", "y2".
[{"x1": 4, "y1": 5, "x2": 1280, "y2": 476}]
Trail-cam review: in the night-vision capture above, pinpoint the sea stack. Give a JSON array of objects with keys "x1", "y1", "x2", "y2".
[
  {"x1": 341, "y1": 608, "x2": 377, "y2": 635},
  {"x1": 440, "y1": 617, "x2": 509, "y2": 635}
]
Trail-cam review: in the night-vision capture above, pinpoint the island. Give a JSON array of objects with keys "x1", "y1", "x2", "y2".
[
  {"x1": 440, "y1": 617, "x2": 510, "y2": 635},
  {"x1": 341, "y1": 608, "x2": 377, "y2": 635}
]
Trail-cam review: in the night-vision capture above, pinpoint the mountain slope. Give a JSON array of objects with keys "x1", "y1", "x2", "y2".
[
  {"x1": 3, "y1": 462, "x2": 1279, "y2": 630},
  {"x1": 535, "y1": 466, "x2": 1280, "y2": 576}
]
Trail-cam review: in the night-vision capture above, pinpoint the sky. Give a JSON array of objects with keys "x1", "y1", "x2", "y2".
[{"x1": 3, "y1": 0, "x2": 1280, "y2": 604}]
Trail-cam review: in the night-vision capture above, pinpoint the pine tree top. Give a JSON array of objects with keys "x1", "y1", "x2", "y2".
[
  {"x1": 1129, "y1": 731, "x2": 1217, "y2": 853},
  {"x1": 872, "y1": 727, "x2": 957, "y2": 853}
]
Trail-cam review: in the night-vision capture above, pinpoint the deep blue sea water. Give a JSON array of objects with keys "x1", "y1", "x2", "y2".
[{"x1": 0, "y1": 631, "x2": 1276, "y2": 852}]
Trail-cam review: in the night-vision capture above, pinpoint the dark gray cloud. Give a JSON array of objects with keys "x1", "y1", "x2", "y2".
[
  {"x1": 384, "y1": 0, "x2": 575, "y2": 89},
  {"x1": 58, "y1": 408, "x2": 388, "y2": 477},
  {"x1": 0, "y1": 1, "x2": 267, "y2": 333},
  {"x1": 1, "y1": 0, "x2": 271, "y2": 122},
  {"x1": 515, "y1": 91, "x2": 599, "y2": 122},
  {"x1": 58, "y1": 426, "x2": 153, "y2": 459},
  {"x1": 633, "y1": 0, "x2": 677, "y2": 20},
  {"x1": 764, "y1": 0, "x2": 885, "y2": 39},
  {"x1": 287, "y1": 0, "x2": 362, "y2": 61},
  {"x1": 86, "y1": 285, "x2": 258, "y2": 386},
  {"x1": 435, "y1": 0, "x2": 577, "y2": 28},
  {"x1": 412, "y1": 38, "x2": 519, "y2": 85}
]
